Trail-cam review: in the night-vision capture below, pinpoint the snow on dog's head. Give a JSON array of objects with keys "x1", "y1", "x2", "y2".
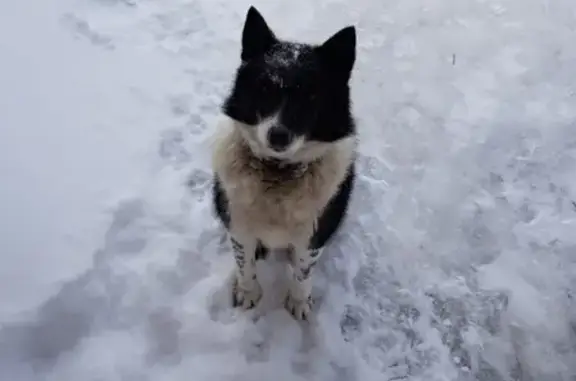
[{"x1": 222, "y1": 6, "x2": 357, "y2": 163}]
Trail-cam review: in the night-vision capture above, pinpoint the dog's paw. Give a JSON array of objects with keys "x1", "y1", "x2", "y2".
[
  {"x1": 232, "y1": 277, "x2": 263, "y2": 310},
  {"x1": 284, "y1": 293, "x2": 313, "y2": 321}
]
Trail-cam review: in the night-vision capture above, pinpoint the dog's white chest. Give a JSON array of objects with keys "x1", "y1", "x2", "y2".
[
  {"x1": 226, "y1": 167, "x2": 320, "y2": 248},
  {"x1": 212, "y1": 120, "x2": 354, "y2": 249}
]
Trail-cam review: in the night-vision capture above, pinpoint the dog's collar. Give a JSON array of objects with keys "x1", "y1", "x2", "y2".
[
  {"x1": 250, "y1": 157, "x2": 309, "y2": 181},
  {"x1": 261, "y1": 158, "x2": 307, "y2": 173}
]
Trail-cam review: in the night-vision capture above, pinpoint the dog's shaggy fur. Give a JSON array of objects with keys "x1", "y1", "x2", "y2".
[{"x1": 210, "y1": 6, "x2": 357, "y2": 320}]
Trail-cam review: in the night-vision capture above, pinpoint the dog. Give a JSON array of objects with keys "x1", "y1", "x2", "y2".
[{"x1": 210, "y1": 6, "x2": 357, "y2": 321}]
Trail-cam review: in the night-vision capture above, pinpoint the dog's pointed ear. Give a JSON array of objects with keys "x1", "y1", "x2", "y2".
[
  {"x1": 317, "y1": 26, "x2": 356, "y2": 81},
  {"x1": 241, "y1": 6, "x2": 277, "y2": 62}
]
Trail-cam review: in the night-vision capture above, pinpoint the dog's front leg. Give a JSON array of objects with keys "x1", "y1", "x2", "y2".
[
  {"x1": 230, "y1": 234, "x2": 262, "y2": 310},
  {"x1": 285, "y1": 245, "x2": 323, "y2": 321}
]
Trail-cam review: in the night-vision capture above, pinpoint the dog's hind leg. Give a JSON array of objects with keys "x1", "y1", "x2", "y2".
[
  {"x1": 230, "y1": 234, "x2": 263, "y2": 310},
  {"x1": 284, "y1": 246, "x2": 324, "y2": 321}
]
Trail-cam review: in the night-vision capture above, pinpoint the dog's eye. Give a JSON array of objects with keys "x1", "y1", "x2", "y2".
[
  {"x1": 251, "y1": 79, "x2": 281, "y2": 116},
  {"x1": 258, "y1": 73, "x2": 282, "y2": 93},
  {"x1": 258, "y1": 81, "x2": 272, "y2": 96}
]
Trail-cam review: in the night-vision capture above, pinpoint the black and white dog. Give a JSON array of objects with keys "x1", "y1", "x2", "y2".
[{"x1": 211, "y1": 6, "x2": 357, "y2": 321}]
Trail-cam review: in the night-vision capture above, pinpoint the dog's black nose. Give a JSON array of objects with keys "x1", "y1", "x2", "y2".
[{"x1": 267, "y1": 126, "x2": 292, "y2": 151}]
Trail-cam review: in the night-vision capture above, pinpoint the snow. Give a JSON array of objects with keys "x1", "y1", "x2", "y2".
[{"x1": 1, "y1": 0, "x2": 575, "y2": 380}]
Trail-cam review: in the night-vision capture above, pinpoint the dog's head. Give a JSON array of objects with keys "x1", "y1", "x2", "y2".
[{"x1": 222, "y1": 6, "x2": 357, "y2": 163}]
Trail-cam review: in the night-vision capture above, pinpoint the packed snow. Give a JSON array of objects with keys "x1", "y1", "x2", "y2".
[{"x1": 1, "y1": 0, "x2": 575, "y2": 380}]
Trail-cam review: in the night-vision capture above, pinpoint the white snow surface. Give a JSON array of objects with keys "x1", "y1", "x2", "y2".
[{"x1": 1, "y1": 0, "x2": 576, "y2": 380}]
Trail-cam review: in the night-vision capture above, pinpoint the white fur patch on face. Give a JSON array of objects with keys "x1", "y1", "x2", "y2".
[
  {"x1": 255, "y1": 113, "x2": 279, "y2": 151},
  {"x1": 247, "y1": 112, "x2": 304, "y2": 160},
  {"x1": 234, "y1": 115, "x2": 344, "y2": 164}
]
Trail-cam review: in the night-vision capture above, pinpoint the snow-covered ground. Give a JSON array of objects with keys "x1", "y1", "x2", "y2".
[{"x1": 1, "y1": 0, "x2": 575, "y2": 380}]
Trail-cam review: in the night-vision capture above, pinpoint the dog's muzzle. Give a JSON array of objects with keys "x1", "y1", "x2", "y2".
[{"x1": 267, "y1": 125, "x2": 293, "y2": 152}]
